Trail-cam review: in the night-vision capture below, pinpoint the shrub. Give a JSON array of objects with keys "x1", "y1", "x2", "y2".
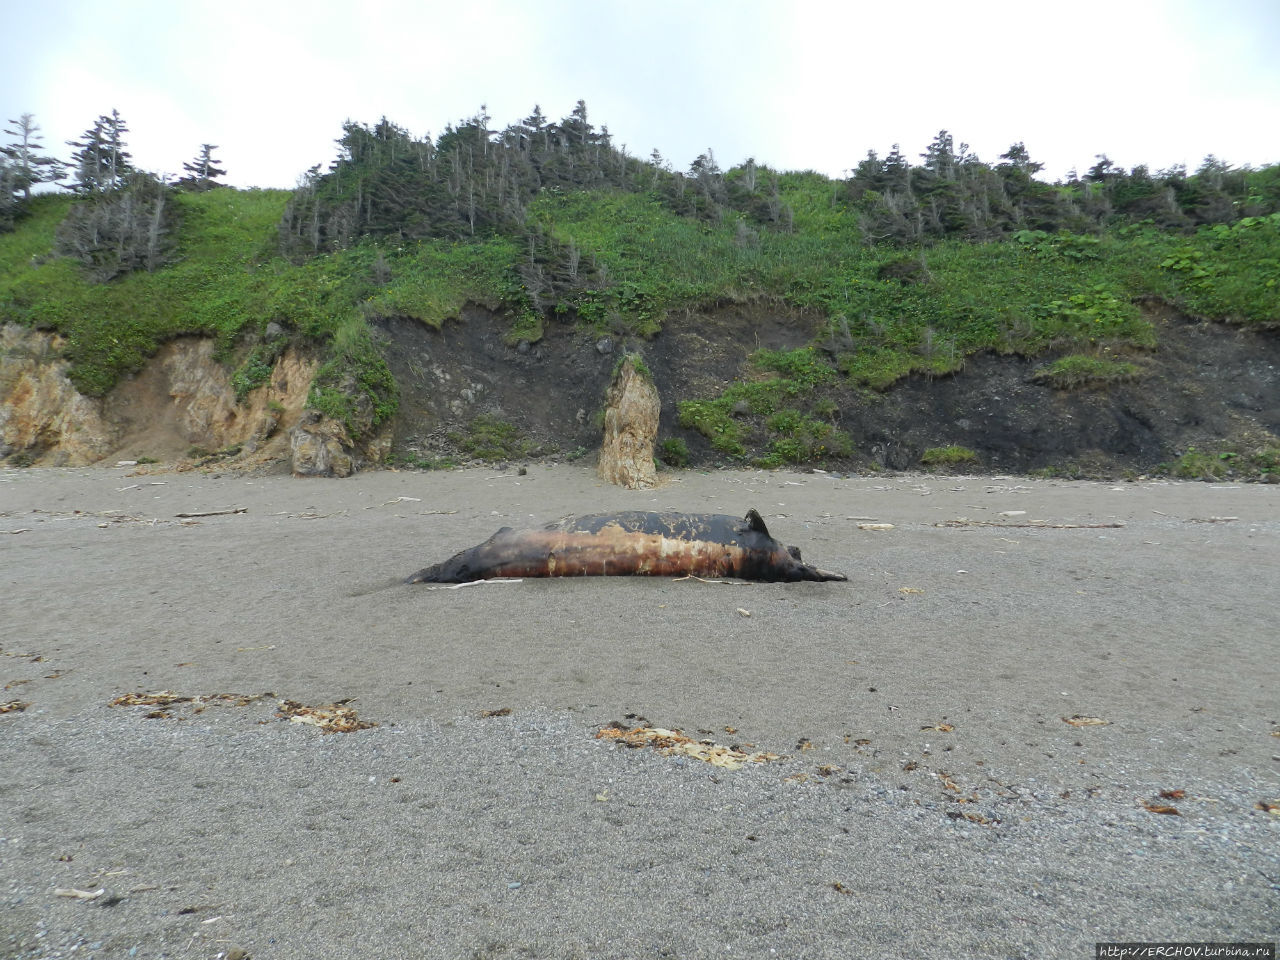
[
  {"x1": 1170, "y1": 447, "x2": 1229, "y2": 480},
  {"x1": 657, "y1": 437, "x2": 689, "y2": 467},
  {"x1": 54, "y1": 173, "x2": 180, "y2": 282},
  {"x1": 677, "y1": 399, "x2": 746, "y2": 457},
  {"x1": 921, "y1": 445, "x2": 978, "y2": 467},
  {"x1": 448, "y1": 414, "x2": 534, "y2": 461}
]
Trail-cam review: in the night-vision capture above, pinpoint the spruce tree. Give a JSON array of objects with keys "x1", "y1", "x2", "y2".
[
  {"x1": 177, "y1": 143, "x2": 227, "y2": 191},
  {"x1": 0, "y1": 155, "x2": 18, "y2": 230},
  {"x1": 2, "y1": 113, "x2": 64, "y2": 200},
  {"x1": 67, "y1": 110, "x2": 132, "y2": 193}
]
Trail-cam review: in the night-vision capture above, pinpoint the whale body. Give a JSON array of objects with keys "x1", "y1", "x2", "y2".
[{"x1": 405, "y1": 509, "x2": 847, "y2": 584}]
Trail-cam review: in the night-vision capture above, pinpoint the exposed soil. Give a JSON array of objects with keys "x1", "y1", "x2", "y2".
[
  {"x1": 846, "y1": 302, "x2": 1280, "y2": 475},
  {"x1": 375, "y1": 301, "x2": 824, "y2": 462},
  {"x1": 7, "y1": 300, "x2": 1276, "y2": 478},
  {"x1": 377, "y1": 299, "x2": 1280, "y2": 478}
]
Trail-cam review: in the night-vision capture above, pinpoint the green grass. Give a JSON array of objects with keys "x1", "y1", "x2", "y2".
[
  {"x1": 447, "y1": 414, "x2": 535, "y2": 461},
  {"x1": 921, "y1": 445, "x2": 979, "y2": 467},
  {"x1": 361, "y1": 235, "x2": 524, "y2": 329},
  {"x1": 1154, "y1": 214, "x2": 1280, "y2": 324},
  {"x1": 1164, "y1": 445, "x2": 1280, "y2": 480},
  {"x1": 1, "y1": 190, "x2": 292, "y2": 395},
  {"x1": 0, "y1": 189, "x2": 524, "y2": 438},
  {"x1": 758, "y1": 408, "x2": 853, "y2": 468},
  {"x1": 677, "y1": 398, "x2": 747, "y2": 457},
  {"x1": 657, "y1": 436, "x2": 689, "y2": 468},
  {"x1": 1030, "y1": 353, "x2": 1140, "y2": 389}
]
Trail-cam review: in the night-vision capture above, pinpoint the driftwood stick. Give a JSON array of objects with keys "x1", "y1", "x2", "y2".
[{"x1": 935, "y1": 519, "x2": 1125, "y2": 530}]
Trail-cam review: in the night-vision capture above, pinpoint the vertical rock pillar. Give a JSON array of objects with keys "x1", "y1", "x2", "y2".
[{"x1": 597, "y1": 355, "x2": 660, "y2": 489}]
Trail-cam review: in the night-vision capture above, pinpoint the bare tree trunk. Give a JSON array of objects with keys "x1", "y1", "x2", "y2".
[{"x1": 146, "y1": 190, "x2": 166, "y2": 270}]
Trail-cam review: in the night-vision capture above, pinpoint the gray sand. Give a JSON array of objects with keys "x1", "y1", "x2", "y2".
[{"x1": 2, "y1": 464, "x2": 1277, "y2": 958}]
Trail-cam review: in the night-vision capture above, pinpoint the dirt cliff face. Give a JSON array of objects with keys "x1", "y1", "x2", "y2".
[
  {"x1": 377, "y1": 300, "x2": 1280, "y2": 478},
  {"x1": 841, "y1": 304, "x2": 1280, "y2": 475},
  {"x1": 1, "y1": 327, "x2": 114, "y2": 465},
  {"x1": 5, "y1": 298, "x2": 1278, "y2": 478},
  {"x1": 375, "y1": 301, "x2": 823, "y2": 463},
  {"x1": 1, "y1": 325, "x2": 317, "y2": 468},
  {"x1": 102, "y1": 337, "x2": 317, "y2": 466}
]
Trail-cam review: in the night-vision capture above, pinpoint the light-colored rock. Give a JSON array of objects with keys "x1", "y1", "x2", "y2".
[
  {"x1": 290, "y1": 410, "x2": 356, "y2": 478},
  {"x1": 0, "y1": 327, "x2": 114, "y2": 465},
  {"x1": 1, "y1": 324, "x2": 318, "y2": 468},
  {"x1": 597, "y1": 355, "x2": 660, "y2": 489}
]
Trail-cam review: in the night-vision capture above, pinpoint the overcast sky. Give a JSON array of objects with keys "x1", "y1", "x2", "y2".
[{"x1": 5, "y1": 0, "x2": 1278, "y2": 190}]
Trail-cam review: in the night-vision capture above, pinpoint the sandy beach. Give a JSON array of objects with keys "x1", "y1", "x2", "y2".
[{"x1": 2, "y1": 463, "x2": 1277, "y2": 959}]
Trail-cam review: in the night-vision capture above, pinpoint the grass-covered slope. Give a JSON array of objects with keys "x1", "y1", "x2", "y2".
[
  {"x1": 2, "y1": 151, "x2": 1278, "y2": 470},
  {"x1": 0, "y1": 189, "x2": 522, "y2": 435}
]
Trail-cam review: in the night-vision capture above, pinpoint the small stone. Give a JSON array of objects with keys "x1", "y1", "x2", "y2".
[{"x1": 596, "y1": 337, "x2": 613, "y2": 355}]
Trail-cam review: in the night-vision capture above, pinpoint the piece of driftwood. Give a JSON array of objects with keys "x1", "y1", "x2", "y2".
[{"x1": 935, "y1": 519, "x2": 1125, "y2": 529}]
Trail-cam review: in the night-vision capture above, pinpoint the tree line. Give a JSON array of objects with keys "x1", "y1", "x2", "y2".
[
  {"x1": 4, "y1": 102, "x2": 1278, "y2": 286},
  {"x1": 845, "y1": 130, "x2": 1278, "y2": 243},
  {"x1": 1, "y1": 110, "x2": 225, "y2": 279},
  {"x1": 281, "y1": 106, "x2": 1279, "y2": 255},
  {"x1": 277, "y1": 100, "x2": 817, "y2": 257}
]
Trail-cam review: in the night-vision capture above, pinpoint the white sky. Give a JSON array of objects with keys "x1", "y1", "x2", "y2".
[{"x1": 5, "y1": 0, "x2": 1278, "y2": 189}]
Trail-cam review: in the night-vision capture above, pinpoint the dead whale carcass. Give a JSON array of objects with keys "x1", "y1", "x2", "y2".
[{"x1": 405, "y1": 509, "x2": 847, "y2": 584}]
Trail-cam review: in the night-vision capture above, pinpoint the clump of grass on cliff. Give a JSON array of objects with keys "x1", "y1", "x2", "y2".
[
  {"x1": 921, "y1": 445, "x2": 979, "y2": 467},
  {"x1": 1031, "y1": 353, "x2": 1140, "y2": 389}
]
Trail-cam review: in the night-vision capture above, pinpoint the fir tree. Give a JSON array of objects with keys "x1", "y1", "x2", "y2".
[
  {"x1": 3, "y1": 113, "x2": 64, "y2": 200},
  {"x1": 177, "y1": 143, "x2": 226, "y2": 191},
  {"x1": 0, "y1": 155, "x2": 18, "y2": 230},
  {"x1": 67, "y1": 110, "x2": 132, "y2": 193}
]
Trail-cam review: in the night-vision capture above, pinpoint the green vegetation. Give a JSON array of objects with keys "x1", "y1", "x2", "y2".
[
  {"x1": 1164, "y1": 446, "x2": 1280, "y2": 481},
  {"x1": 677, "y1": 397, "x2": 747, "y2": 457},
  {"x1": 0, "y1": 189, "x2": 513, "y2": 439},
  {"x1": 758, "y1": 409, "x2": 853, "y2": 468},
  {"x1": 1031, "y1": 353, "x2": 1140, "y2": 389},
  {"x1": 921, "y1": 445, "x2": 979, "y2": 467},
  {"x1": 386, "y1": 450, "x2": 455, "y2": 471},
  {"x1": 614, "y1": 350, "x2": 652, "y2": 380},
  {"x1": 657, "y1": 436, "x2": 689, "y2": 468},
  {"x1": 0, "y1": 189, "x2": 289, "y2": 397},
  {"x1": 2, "y1": 102, "x2": 1278, "y2": 465},
  {"x1": 447, "y1": 414, "x2": 536, "y2": 461}
]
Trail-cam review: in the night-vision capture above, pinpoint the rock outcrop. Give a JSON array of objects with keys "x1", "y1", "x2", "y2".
[
  {"x1": 597, "y1": 355, "x2": 660, "y2": 489},
  {"x1": 0, "y1": 327, "x2": 114, "y2": 465},
  {"x1": 1, "y1": 324, "x2": 318, "y2": 469},
  {"x1": 289, "y1": 410, "x2": 356, "y2": 478}
]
